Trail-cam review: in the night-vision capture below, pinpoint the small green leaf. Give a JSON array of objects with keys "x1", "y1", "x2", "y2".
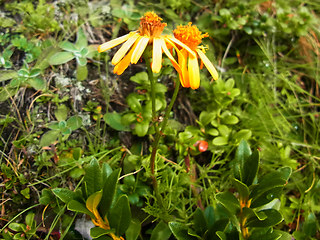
[
  {"x1": 40, "y1": 130, "x2": 59, "y2": 147},
  {"x1": 104, "y1": 112, "x2": 129, "y2": 131},
  {"x1": 212, "y1": 136, "x2": 228, "y2": 146},
  {"x1": 108, "y1": 195, "x2": 131, "y2": 236},
  {"x1": 25, "y1": 212, "x2": 35, "y2": 228},
  {"x1": 135, "y1": 121, "x2": 149, "y2": 137},
  {"x1": 55, "y1": 104, "x2": 68, "y2": 122},
  {"x1": 49, "y1": 52, "x2": 75, "y2": 65},
  {"x1": 150, "y1": 221, "x2": 171, "y2": 240},
  {"x1": 233, "y1": 139, "x2": 252, "y2": 182},
  {"x1": 200, "y1": 111, "x2": 216, "y2": 126},
  {"x1": 28, "y1": 77, "x2": 46, "y2": 90},
  {"x1": 222, "y1": 115, "x2": 239, "y2": 125},
  {"x1": 127, "y1": 94, "x2": 142, "y2": 113},
  {"x1": 29, "y1": 68, "x2": 41, "y2": 77},
  {"x1": 66, "y1": 116, "x2": 82, "y2": 131},
  {"x1": 17, "y1": 69, "x2": 29, "y2": 77},
  {"x1": 9, "y1": 223, "x2": 24, "y2": 232},
  {"x1": 233, "y1": 129, "x2": 252, "y2": 143}
]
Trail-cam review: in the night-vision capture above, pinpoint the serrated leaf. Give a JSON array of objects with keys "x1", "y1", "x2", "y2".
[
  {"x1": 49, "y1": 52, "x2": 75, "y2": 65},
  {"x1": 99, "y1": 168, "x2": 121, "y2": 218},
  {"x1": 84, "y1": 159, "x2": 102, "y2": 196},
  {"x1": 108, "y1": 195, "x2": 131, "y2": 236}
]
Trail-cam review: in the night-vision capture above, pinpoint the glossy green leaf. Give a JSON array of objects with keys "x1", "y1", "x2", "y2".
[
  {"x1": 150, "y1": 221, "x2": 171, "y2": 240},
  {"x1": 99, "y1": 168, "x2": 121, "y2": 218},
  {"x1": 17, "y1": 69, "x2": 29, "y2": 77},
  {"x1": 40, "y1": 130, "x2": 59, "y2": 147},
  {"x1": 233, "y1": 129, "x2": 252, "y2": 143},
  {"x1": 25, "y1": 212, "x2": 35, "y2": 228},
  {"x1": 216, "y1": 192, "x2": 240, "y2": 215},
  {"x1": 108, "y1": 195, "x2": 131, "y2": 236},
  {"x1": 84, "y1": 159, "x2": 102, "y2": 196},
  {"x1": 246, "y1": 209, "x2": 283, "y2": 228},
  {"x1": 67, "y1": 200, "x2": 94, "y2": 219},
  {"x1": 233, "y1": 139, "x2": 251, "y2": 181},
  {"x1": 303, "y1": 212, "x2": 317, "y2": 237},
  {"x1": 49, "y1": 51, "x2": 75, "y2": 65},
  {"x1": 193, "y1": 208, "x2": 207, "y2": 236},
  {"x1": 205, "y1": 219, "x2": 229, "y2": 240},
  {"x1": 101, "y1": 163, "x2": 113, "y2": 184},
  {"x1": 9, "y1": 223, "x2": 24, "y2": 232},
  {"x1": 90, "y1": 227, "x2": 113, "y2": 238},
  {"x1": 222, "y1": 115, "x2": 239, "y2": 125},
  {"x1": 168, "y1": 222, "x2": 198, "y2": 240},
  {"x1": 126, "y1": 219, "x2": 141, "y2": 240},
  {"x1": 232, "y1": 178, "x2": 249, "y2": 200}
]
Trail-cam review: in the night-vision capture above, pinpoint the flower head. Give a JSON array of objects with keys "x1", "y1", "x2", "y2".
[
  {"x1": 173, "y1": 23, "x2": 218, "y2": 89},
  {"x1": 98, "y1": 12, "x2": 194, "y2": 75}
]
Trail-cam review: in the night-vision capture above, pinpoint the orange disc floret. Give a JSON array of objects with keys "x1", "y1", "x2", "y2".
[
  {"x1": 173, "y1": 22, "x2": 209, "y2": 50},
  {"x1": 139, "y1": 11, "x2": 167, "y2": 39}
]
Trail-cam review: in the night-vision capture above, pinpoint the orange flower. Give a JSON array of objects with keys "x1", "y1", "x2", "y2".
[
  {"x1": 173, "y1": 23, "x2": 218, "y2": 89},
  {"x1": 98, "y1": 12, "x2": 195, "y2": 75}
]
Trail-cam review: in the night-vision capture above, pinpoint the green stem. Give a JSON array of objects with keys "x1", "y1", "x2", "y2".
[{"x1": 144, "y1": 49, "x2": 181, "y2": 201}]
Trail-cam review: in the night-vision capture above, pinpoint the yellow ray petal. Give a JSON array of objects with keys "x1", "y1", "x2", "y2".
[
  {"x1": 162, "y1": 38, "x2": 182, "y2": 79},
  {"x1": 98, "y1": 32, "x2": 134, "y2": 53},
  {"x1": 178, "y1": 49, "x2": 189, "y2": 88},
  {"x1": 113, "y1": 39, "x2": 140, "y2": 75},
  {"x1": 152, "y1": 37, "x2": 163, "y2": 73},
  {"x1": 196, "y1": 49, "x2": 219, "y2": 80},
  {"x1": 112, "y1": 33, "x2": 139, "y2": 65},
  {"x1": 131, "y1": 36, "x2": 149, "y2": 64},
  {"x1": 188, "y1": 54, "x2": 200, "y2": 89},
  {"x1": 166, "y1": 35, "x2": 196, "y2": 58}
]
